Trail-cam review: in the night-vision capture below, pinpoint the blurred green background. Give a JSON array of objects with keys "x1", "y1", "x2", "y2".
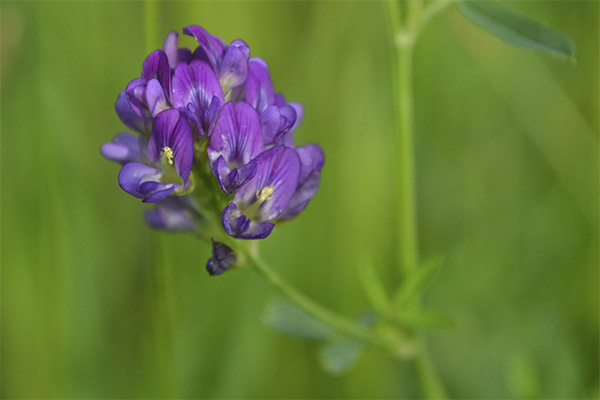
[{"x1": 1, "y1": 1, "x2": 598, "y2": 398}]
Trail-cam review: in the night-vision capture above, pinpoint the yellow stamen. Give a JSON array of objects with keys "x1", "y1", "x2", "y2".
[
  {"x1": 256, "y1": 185, "x2": 274, "y2": 202},
  {"x1": 162, "y1": 146, "x2": 174, "y2": 165}
]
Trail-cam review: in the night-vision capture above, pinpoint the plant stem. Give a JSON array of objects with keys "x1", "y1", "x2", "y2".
[
  {"x1": 387, "y1": 1, "x2": 448, "y2": 398},
  {"x1": 395, "y1": 37, "x2": 419, "y2": 277},
  {"x1": 244, "y1": 249, "x2": 413, "y2": 357}
]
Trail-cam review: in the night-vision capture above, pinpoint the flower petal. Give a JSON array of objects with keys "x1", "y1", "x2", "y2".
[
  {"x1": 141, "y1": 50, "x2": 171, "y2": 98},
  {"x1": 147, "y1": 109, "x2": 194, "y2": 183},
  {"x1": 219, "y1": 39, "x2": 250, "y2": 90},
  {"x1": 278, "y1": 144, "x2": 324, "y2": 220},
  {"x1": 221, "y1": 202, "x2": 274, "y2": 239},
  {"x1": 234, "y1": 146, "x2": 300, "y2": 222},
  {"x1": 145, "y1": 79, "x2": 169, "y2": 118},
  {"x1": 209, "y1": 101, "x2": 263, "y2": 168},
  {"x1": 244, "y1": 58, "x2": 274, "y2": 113},
  {"x1": 162, "y1": 31, "x2": 179, "y2": 69},
  {"x1": 183, "y1": 25, "x2": 226, "y2": 69},
  {"x1": 101, "y1": 132, "x2": 145, "y2": 164},
  {"x1": 118, "y1": 162, "x2": 162, "y2": 198},
  {"x1": 115, "y1": 90, "x2": 147, "y2": 133}
]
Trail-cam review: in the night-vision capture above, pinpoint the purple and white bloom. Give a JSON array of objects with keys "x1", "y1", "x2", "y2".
[
  {"x1": 118, "y1": 109, "x2": 193, "y2": 203},
  {"x1": 171, "y1": 60, "x2": 224, "y2": 139},
  {"x1": 183, "y1": 25, "x2": 250, "y2": 94},
  {"x1": 104, "y1": 24, "x2": 324, "y2": 274},
  {"x1": 126, "y1": 49, "x2": 172, "y2": 125},
  {"x1": 208, "y1": 101, "x2": 262, "y2": 193},
  {"x1": 221, "y1": 146, "x2": 300, "y2": 239}
]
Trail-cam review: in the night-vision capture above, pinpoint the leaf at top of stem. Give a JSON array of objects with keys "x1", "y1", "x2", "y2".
[
  {"x1": 263, "y1": 301, "x2": 333, "y2": 341},
  {"x1": 457, "y1": 1, "x2": 575, "y2": 61}
]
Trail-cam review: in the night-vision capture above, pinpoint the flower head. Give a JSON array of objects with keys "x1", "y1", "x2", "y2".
[{"x1": 102, "y1": 25, "x2": 324, "y2": 274}]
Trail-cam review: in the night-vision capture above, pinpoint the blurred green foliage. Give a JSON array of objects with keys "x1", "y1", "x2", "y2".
[{"x1": 1, "y1": 1, "x2": 598, "y2": 398}]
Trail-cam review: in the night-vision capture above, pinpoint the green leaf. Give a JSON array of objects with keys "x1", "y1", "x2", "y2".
[
  {"x1": 263, "y1": 301, "x2": 333, "y2": 340},
  {"x1": 319, "y1": 338, "x2": 365, "y2": 375},
  {"x1": 457, "y1": 1, "x2": 575, "y2": 60},
  {"x1": 356, "y1": 255, "x2": 389, "y2": 313},
  {"x1": 394, "y1": 256, "x2": 444, "y2": 309}
]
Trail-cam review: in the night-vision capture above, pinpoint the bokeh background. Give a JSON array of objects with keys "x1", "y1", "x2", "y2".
[{"x1": 1, "y1": 1, "x2": 598, "y2": 398}]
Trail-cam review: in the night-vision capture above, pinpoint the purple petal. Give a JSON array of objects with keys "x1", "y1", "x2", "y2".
[
  {"x1": 126, "y1": 78, "x2": 147, "y2": 117},
  {"x1": 234, "y1": 146, "x2": 300, "y2": 222},
  {"x1": 219, "y1": 39, "x2": 250, "y2": 90},
  {"x1": 260, "y1": 105, "x2": 297, "y2": 146},
  {"x1": 141, "y1": 50, "x2": 171, "y2": 98},
  {"x1": 278, "y1": 172, "x2": 321, "y2": 221},
  {"x1": 183, "y1": 25, "x2": 226, "y2": 69},
  {"x1": 163, "y1": 31, "x2": 179, "y2": 69},
  {"x1": 142, "y1": 185, "x2": 176, "y2": 203},
  {"x1": 177, "y1": 48, "x2": 192, "y2": 65},
  {"x1": 206, "y1": 238, "x2": 237, "y2": 275},
  {"x1": 101, "y1": 132, "x2": 144, "y2": 164},
  {"x1": 297, "y1": 144, "x2": 324, "y2": 183},
  {"x1": 221, "y1": 202, "x2": 274, "y2": 239},
  {"x1": 145, "y1": 79, "x2": 169, "y2": 117},
  {"x1": 147, "y1": 109, "x2": 194, "y2": 183},
  {"x1": 209, "y1": 101, "x2": 263, "y2": 168},
  {"x1": 245, "y1": 58, "x2": 274, "y2": 113},
  {"x1": 172, "y1": 60, "x2": 224, "y2": 109},
  {"x1": 115, "y1": 91, "x2": 147, "y2": 133},
  {"x1": 118, "y1": 162, "x2": 162, "y2": 198},
  {"x1": 145, "y1": 207, "x2": 196, "y2": 232},
  {"x1": 278, "y1": 144, "x2": 324, "y2": 221},
  {"x1": 259, "y1": 105, "x2": 281, "y2": 145},
  {"x1": 288, "y1": 102, "x2": 304, "y2": 133}
]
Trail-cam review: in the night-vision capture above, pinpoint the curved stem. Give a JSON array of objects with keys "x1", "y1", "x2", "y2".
[{"x1": 243, "y1": 249, "x2": 412, "y2": 357}]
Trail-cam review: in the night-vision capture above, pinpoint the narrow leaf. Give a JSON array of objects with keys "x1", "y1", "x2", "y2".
[
  {"x1": 263, "y1": 301, "x2": 333, "y2": 340},
  {"x1": 319, "y1": 338, "x2": 365, "y2": 375},
  {"x1": 457, "y1": 1, "x2": 575, "y2": 60},
  {"x1": 394, "y1": 256, "x2": 443, "y2": 309},
  {"x1": 356, "y1": 255, "x2": 389, "y2": 313}
]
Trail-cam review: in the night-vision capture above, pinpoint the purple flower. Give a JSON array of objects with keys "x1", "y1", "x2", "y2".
[
  {"x1": 183, "y1": 25, "x2": 250, "y2": 93},
  {"x1": 118, "y1": 109, "x2": 193, "y2": 203},
  {"x1": 125, "y1": 50, "x2": 172, "y2": 124},
  {"x1": 222, "y1": 146, "x2": 300, "y2": 239},
  {"x1": 208, "y1": 101, "x2": 263, "y2": 193},
  {"x1": 171, "y1": 60, "x2": 224, "y2": 138},
  {"x1": 105, "y1": 24, "x2": 325, "y2": 270}
]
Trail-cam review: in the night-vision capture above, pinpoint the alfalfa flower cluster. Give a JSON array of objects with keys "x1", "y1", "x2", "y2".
[{"x1": 102, "y1": 26, "x2": 323, "y2": 274}]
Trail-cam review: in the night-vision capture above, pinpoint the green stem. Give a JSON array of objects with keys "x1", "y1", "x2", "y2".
[
  {"x1": 243, "y1": 249, "x2": 413, "y2": 357},
  {"x1": 387, "y1": 1, "x2": 448, "y2": 398},
  {"x1": 395, "y1": 38, "x2": 419, "y2": 277},
  {"x1": 415, "y1": 340, "x2": 448, "y2": 399}
]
